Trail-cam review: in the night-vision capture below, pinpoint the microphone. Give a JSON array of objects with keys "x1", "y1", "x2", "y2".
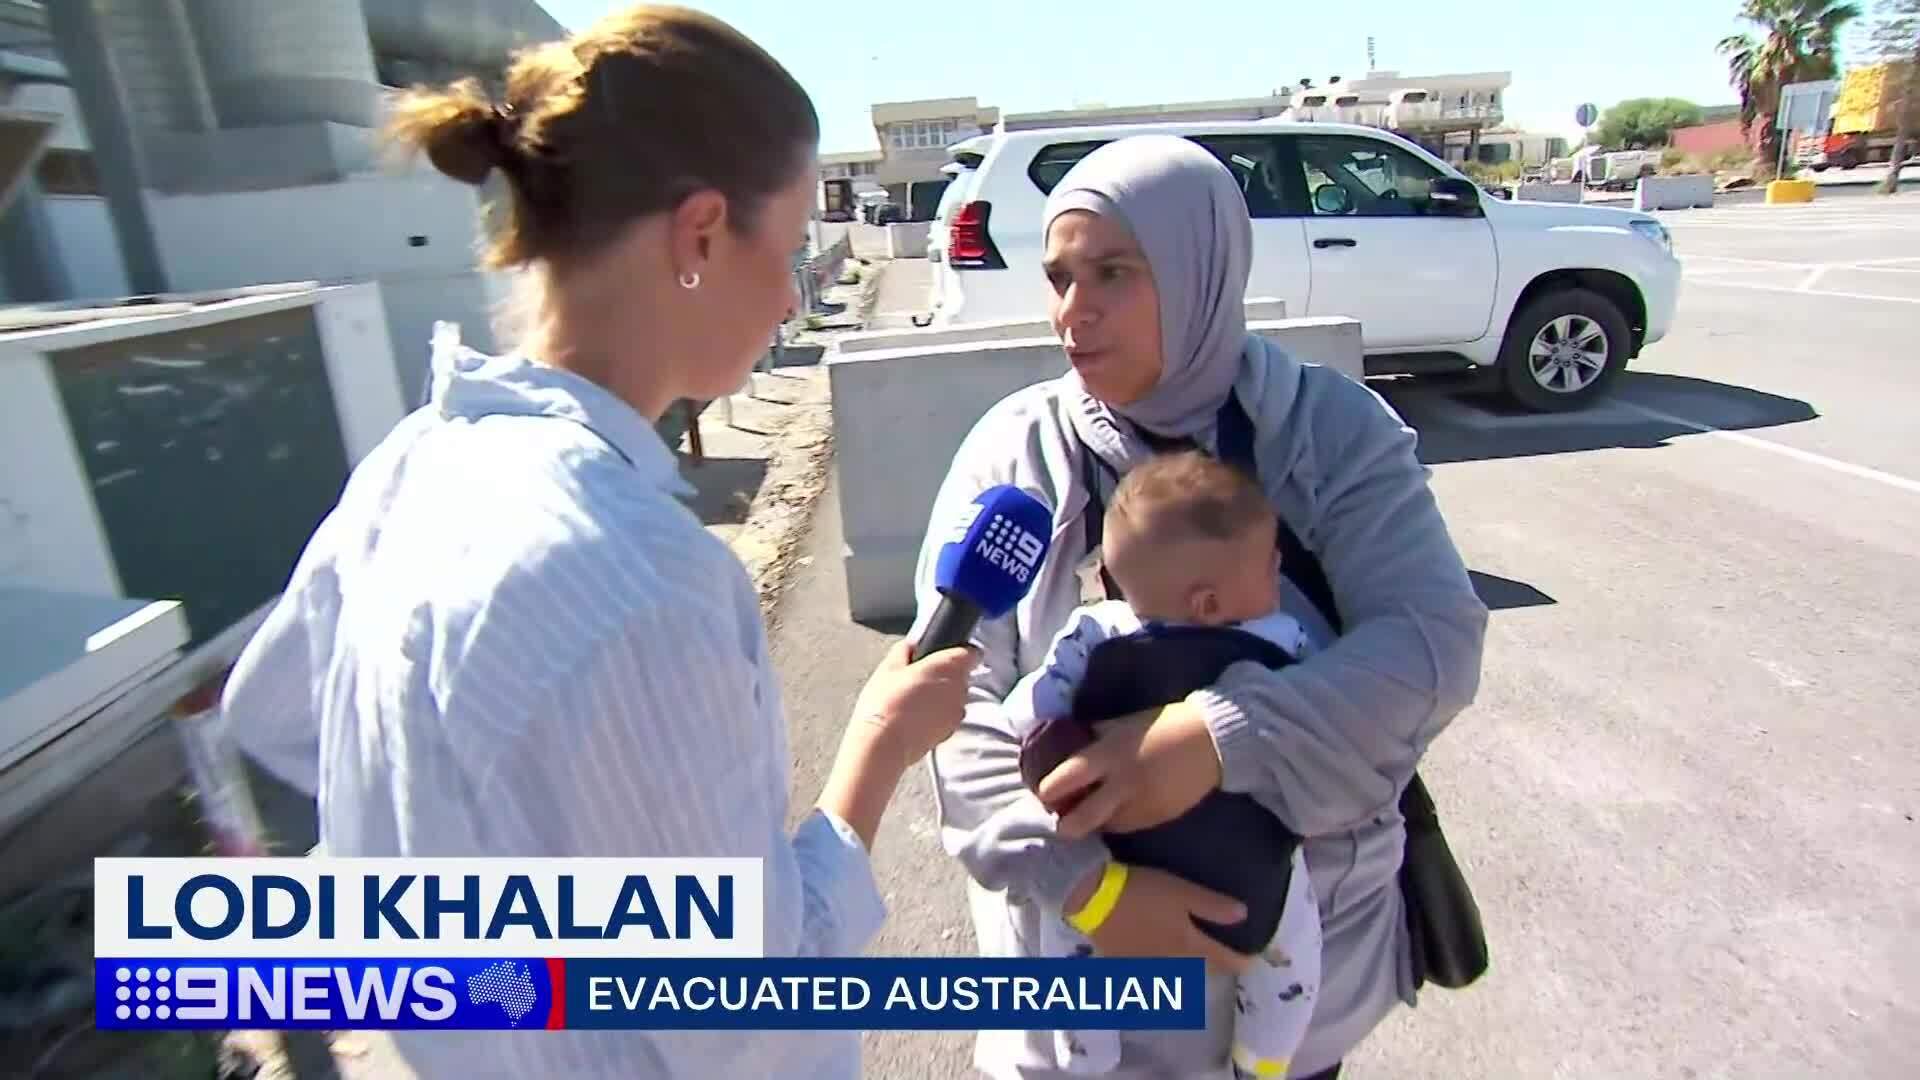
[{"x1": 913, "y1": 485, "x2": 1055, "y2": 657}]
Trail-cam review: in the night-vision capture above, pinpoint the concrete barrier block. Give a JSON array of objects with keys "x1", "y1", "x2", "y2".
[
  {"x1": 1515, "y1": 182, "x2": 1583, "y2": 204},
  {"x1": 1248, "y1": 317, "x2": 1363, "y2": 384},
  {"x1": 1634, "y1": 174, "x2": 1715, "y2": 211},
  {"x1": 884, "y1": 222, "x2": 931, "y2": 259},
  {"x1": 836, "y1": 298, "x2": 1291, "y2": 355},
  {"x1": 830, "y1": 338, "x2": 1065, "y2": 621},
  {"x1": 829, "y1": 317, "x2": 1364, "y2": 620},
  {"x1": 1766, "y1": 179, "x2": 1817, "y2": 204}
]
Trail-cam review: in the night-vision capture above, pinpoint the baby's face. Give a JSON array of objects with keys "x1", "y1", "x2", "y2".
[{"x1": 1104, "y1": 524, "x2": 1281, "y2": 626}]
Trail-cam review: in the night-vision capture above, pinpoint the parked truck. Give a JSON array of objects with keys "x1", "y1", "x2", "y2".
[
  {"x1": 1572, "y1": 147, "x2": 1659, "y2": 190},
  {"x1": 1806, "y1": 61, "x2": 1919, "y2": 171}
]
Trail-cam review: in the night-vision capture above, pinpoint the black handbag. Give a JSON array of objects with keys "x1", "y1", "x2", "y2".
[
  {"x1": 1397, "y1": 772, "x2": 1487, "y2": 989},
  {"x1": 1075, "y1": 391, "x2": 1489, "y2": 990}
]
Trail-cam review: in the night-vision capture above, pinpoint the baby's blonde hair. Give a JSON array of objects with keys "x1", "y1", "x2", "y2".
[{"x1": 1107, "y1": 450, "x2": 1275, "y2": 548}]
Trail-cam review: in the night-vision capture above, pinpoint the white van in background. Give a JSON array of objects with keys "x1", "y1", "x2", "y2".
[{"x1": 930, "y1": 120, "x2": 1681, "y2": 411}]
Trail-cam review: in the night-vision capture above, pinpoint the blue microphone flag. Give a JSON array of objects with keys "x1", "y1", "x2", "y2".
[{"x1": 932, "y1": 486, "x2": 1054, "y2": 618}]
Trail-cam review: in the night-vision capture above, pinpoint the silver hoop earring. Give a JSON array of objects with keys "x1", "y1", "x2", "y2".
[{"x1": 678, "y1": 271, "x2": 701, "y2": 290}]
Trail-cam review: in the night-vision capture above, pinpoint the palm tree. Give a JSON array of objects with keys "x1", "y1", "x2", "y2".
[{"x1": 1719, "y1": 0, "x2": 1863, "y2": 173}]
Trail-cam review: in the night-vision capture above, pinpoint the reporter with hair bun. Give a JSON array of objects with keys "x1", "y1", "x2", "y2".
[{"x1": 217, "y1": 7, "x2": 973, "y2": 1076}]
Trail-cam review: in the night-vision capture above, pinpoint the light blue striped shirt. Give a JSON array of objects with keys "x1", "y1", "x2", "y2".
[{"x1": 220, "y1": 347, "x2": 886, "y2": 1077}]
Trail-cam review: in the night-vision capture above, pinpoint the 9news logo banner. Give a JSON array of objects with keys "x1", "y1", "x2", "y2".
[{"x1": 96, "y1": 859, "x2": 1204, "y2": 1033}]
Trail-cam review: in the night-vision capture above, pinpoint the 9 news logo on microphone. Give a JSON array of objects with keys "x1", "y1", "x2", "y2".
[
  {"x1": 934, "y1": 485, "x2": 1052, "y2": 600},
  {"x1": 96, "y1": 859, "x2": 1206, "y2": 1034}
]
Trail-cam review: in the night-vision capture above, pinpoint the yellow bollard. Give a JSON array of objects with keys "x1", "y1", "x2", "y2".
[{"x1": 1765, "y1": 179, "x2": 1817, "y2": 204}]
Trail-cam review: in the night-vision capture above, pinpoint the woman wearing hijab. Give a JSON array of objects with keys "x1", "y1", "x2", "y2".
[
  {"x1": 914, "y1": 136, "x2": 1489, "y2": 1078},
  {"x1": 220, "y1": 9, "x2": 973, "y2": 1077}
]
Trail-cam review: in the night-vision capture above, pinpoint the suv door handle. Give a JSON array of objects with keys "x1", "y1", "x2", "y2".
[{"x1": 1313, "y1": 237, "x2": 1358, "y2": 249}]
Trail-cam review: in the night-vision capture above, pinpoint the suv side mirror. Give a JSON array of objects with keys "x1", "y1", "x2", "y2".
[
  {"x1": 1428, "y1": 176, "x2": 1482, "y2": 214},
  {"x1": 1312, "y1": 184, "x2": 1352, "y2": 215}
]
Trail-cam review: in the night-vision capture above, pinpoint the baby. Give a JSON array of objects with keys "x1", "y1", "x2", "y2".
[{"x1": 1007, "y1": 450, "x2": 1322, "y2": 1080}]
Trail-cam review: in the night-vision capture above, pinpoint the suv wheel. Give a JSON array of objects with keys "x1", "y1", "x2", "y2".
[{"x1": 1498, "y1": 288, "x2": 1631, "y2": 411}]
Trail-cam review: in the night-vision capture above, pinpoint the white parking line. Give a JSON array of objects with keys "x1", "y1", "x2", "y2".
[
  {"x1": 1686, "y1": 278, "x2": 1920, "y2": 304},
  {"x1": 1620, "y1": 402, "x2": 1920, "y2": 496},
  {"x1": 1682, "y1": 255, "x2": 1811, "y2": 269},
  {"x1": 1669, "y1": 222, "x2": 1920, "y2": 232}
]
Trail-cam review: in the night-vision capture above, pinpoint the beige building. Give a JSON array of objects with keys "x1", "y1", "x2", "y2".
[
  {"x1": 1001, "y1": 92, "x2": 1292, "y2": 131},
  {"x1": 819, "y1": 71, "x2": 1520, "y2": 211},
  {"x1": 818, "y1": 150, "x2": 883, "y2": 186},
  {"x1": 1447, "y1": 128, "x2": 1571, "y2": 168},
  {"x1": 817, "y1": 97, "x2": 999, "y2": 208}
]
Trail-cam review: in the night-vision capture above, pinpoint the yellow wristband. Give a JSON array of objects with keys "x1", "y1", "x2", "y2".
[{"x1": 1066, "y1": 862, "x2": 1130, "y2": 935}]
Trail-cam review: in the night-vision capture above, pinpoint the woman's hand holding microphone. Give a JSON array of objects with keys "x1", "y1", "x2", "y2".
[
  {"x1": 821, "y1": 482, "x2": 1052, "y2": 849},
  {"x1": 818, "y1": 640, "x2": 976, "y2": 851}
]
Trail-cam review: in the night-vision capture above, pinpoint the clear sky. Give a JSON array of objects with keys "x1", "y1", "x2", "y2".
[{"x1": 540, "y1": 1, "x2": 1885, "y2": 154}]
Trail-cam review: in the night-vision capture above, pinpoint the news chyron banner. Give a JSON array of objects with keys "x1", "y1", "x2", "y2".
[{"x1": 95, "y1": 859, "x2": 1205, "y2": 1032}]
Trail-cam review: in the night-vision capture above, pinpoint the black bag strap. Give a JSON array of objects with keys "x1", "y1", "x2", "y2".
[
  {"x1": 1076, "y1": 393, "x2": 1344, "y2": 636},
  {"x1": 1215, "y1": 393, "x2": 1344, "y2": 636},
  {"x1": 1078, "y1": 437, "x2": 1125, "y2": 602}
]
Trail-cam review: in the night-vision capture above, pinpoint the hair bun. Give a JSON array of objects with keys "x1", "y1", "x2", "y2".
[
  {"x1": 386, "y1": 79, "x2": 512, "y2": 187},
  {"x1": 426, "y1": 103, "x2": 509, "y2": 186}
]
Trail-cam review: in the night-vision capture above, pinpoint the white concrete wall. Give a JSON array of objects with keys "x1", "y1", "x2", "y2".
[
  {"x1": 830, "y1": 317, "x2": 1364, "y2": 620},
  {"x1": 376, "y1": 270, "x2": 511, "y2": 405},
  {"x1": 1515, "y1": 182, "x2": 1582, "y2": 204},
  {"x1": 145, "y1": 171, "x2": 485, "y2": 290},
  {"x1": 312, "y1": 283, "x2": 409, "y2": 461},
  {"x1": 1635, "y1": 174, "x2": 1715, "y2": 211},
  {"x1": 885, "y1": 221, "x2": 931, "y2": 259},
  {"x1": 143, "y1": 174, "x2": 506, "y2": 402},
  {"x1": 41, "y1": 197, "x2": 131, "y2": 300}
]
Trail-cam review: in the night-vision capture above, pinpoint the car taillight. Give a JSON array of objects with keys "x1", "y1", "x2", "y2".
[
  {"x1": 948, "y1": 201, "x2": 1005, "y2": 269},
  {"x1": 949, "y1": 203, "x2": 987, "y2": 259}
]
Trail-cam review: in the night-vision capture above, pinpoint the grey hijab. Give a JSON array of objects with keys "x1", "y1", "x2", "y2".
[{"x1": 1044, "y1": 135, "x2": 1254, "y2": 447}]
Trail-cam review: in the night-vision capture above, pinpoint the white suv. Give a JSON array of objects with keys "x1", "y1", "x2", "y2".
[
  {"x1": 926, "y1": 161, "x2": 978, "y2": 318},
  {"x1": 936, "y1": 121, "x2": 1681, "y2": 411}
]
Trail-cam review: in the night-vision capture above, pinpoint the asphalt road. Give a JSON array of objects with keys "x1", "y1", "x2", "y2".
[{"x1": 769, "y1": 194, "x2": 1920, "y2": 1078}]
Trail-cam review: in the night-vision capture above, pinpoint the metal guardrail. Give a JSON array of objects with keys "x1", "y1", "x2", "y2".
[{"x1": 795, "y1": 234, "x2": 852, "y2": 316}]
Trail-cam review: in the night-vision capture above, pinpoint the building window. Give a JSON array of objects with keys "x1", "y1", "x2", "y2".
[
  {"x1": 37, "y1": 149, "x2": 100, "y2": 196},
  {"x1": 885, "y1": 118, "x2": 967, "y2": 152}
]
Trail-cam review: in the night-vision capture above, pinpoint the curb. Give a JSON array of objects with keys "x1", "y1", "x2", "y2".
[{"x1": 708, "y1": 370, "x2": 836, "y2": 620}]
